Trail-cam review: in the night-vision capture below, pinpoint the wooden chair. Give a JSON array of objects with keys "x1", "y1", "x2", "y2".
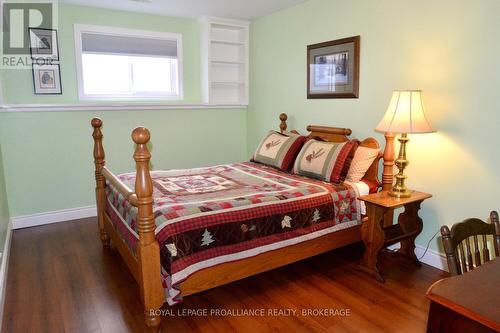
[{"x1": 440, "y1": 211, "x2": 500, "y2": 276}]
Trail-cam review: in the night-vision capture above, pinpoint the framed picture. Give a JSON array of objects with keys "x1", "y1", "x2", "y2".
[
  {"x1": 29, "y1": 28, "x2": 59, "y2": 60},
  {"x1": 32, "y1": 64, "x2": 62, "y2": 94},
  {"x1": 307, "y1": 36, "x2": 360, "y2": 98}
]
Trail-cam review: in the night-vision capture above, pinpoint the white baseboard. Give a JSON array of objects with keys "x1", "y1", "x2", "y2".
[
  {"x1": 388, "y1": 243, "x2": 448, "y2": 272},
  {"x1": 11, "y1": 205, "x2": 97, "y2": 229},
  {"x1": 0, "y1": 221, "x2": 13, "y2": 331}
]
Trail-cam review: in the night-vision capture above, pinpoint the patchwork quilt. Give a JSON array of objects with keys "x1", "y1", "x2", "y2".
[{"x1": 105, "y1": 162, "x2": 361, "y2": 304}]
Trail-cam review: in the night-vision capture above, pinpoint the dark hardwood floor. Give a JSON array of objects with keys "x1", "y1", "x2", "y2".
[{"x1": 2, "y1": 218, "x2": 447, "y2": 333}]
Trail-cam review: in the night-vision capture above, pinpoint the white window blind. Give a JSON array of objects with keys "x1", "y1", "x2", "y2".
[
  {"x1": 81, "y1": 33, "x2": 178, "y2": 57},
  {"x1": 75, "y1": 25, "x2": 183, "y2": 100}
]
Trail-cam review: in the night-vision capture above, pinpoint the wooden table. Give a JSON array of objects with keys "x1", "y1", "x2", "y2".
[
  {"x1": 358, "y1": 190, "x2": 432, "y2": 282},
  {"x1": 426, "y1": 258, "x2": 500, "y2": 333}
]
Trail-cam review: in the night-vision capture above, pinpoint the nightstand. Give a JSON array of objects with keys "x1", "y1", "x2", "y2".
[{"x1": 358, "y1": 190, "x2": 432, "y2": 282}]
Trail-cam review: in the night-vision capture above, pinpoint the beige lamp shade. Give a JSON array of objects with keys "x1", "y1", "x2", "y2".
[{"x1": 375, "y1": 90, "x2": 434, "y2": 134}]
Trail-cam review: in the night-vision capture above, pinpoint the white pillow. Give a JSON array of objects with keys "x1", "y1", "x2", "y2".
[{"x1": 346, "y1": 146, "x2": 380, "y2": 182}]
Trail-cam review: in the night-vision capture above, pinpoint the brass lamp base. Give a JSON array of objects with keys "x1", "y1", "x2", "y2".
[
  {"x1": 389, "y1": 183, "x2": 412, "y2": 198},
  {"x1": 388, "y1": 133, "x2": 412, "y2": 198}
]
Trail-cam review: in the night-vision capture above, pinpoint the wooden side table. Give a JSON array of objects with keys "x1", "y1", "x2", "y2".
[{"x1": 358, "y1": 190, "x2": 432, "y2": 282}]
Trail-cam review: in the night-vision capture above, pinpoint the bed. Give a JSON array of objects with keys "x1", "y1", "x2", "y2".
[{"x1": 91, "y1": 113, "x2": 393, "y2": 332}]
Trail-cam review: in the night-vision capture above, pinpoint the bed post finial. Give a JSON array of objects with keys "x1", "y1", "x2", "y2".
[
  {"x1": 91, "y1": 118, "x2": 104, "y2": 167},
  {"x1": 382, "y1": 132, "x2": 395, "y2": 226},
  {"x1": 132, "y1": 127, "x2": 154, "y2": 242},
  {"x1": 131, "y1": 126, "x2": 163, "y2": 333},
  {"x1": 279, "y1": 113, "x2": 288, "y2": 134},
  {"x1": 132, "y1": 126, "x2": 155, "y2": 241},
  {"x1": 91, "y1": 118, "x2": 110, "y2": 247},
  {"x1": 382, "y1": 132, "x2": 395, "y2": 191}
]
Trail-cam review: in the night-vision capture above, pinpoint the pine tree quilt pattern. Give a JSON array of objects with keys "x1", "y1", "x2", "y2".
[{"x1": 105, "y1": 162, "x2": 361, "y2": 304}]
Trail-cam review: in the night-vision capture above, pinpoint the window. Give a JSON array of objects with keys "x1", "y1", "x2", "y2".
[{"x1": 74, "y1": 25, "x2": 183, "y2": 100}]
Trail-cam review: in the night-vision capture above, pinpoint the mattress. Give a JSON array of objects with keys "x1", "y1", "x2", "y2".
[{"x1": 105, "y1": 162, "x2": 363, "y2": 304}]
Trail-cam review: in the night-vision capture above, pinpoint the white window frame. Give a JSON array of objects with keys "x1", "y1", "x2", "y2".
[{"x1": 74, "y1": 24, "x2": 184, "y2": 101}]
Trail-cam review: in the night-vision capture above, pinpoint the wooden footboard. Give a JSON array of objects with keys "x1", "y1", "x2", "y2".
[{"x1": 92, "y1": 119, "x2": 163, "y2": 332}]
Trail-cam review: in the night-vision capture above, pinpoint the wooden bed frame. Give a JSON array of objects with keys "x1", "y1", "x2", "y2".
[{"x1": 91, "y1": 113, "x2": 394, "y2": 332}]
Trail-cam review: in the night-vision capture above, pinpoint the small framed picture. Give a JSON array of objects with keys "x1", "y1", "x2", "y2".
[
  {"x1": 307, "y1": 36, "x2": 360, "y2": 98},
  {"x1": 29, "y1": 28, "x2": 59, "y2": 60},
  {"x1": 32, "y1": 64, "x2": 62, "y2": 94}
]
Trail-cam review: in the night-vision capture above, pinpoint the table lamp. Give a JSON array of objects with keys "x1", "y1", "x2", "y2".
[{"x1": 376, "y1": 90, "x2": 434, "y2": 198}]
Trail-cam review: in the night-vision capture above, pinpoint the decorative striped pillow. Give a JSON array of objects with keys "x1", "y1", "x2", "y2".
[
  {"x1": 252, "y1": 131, "x2": 307, "y2": 171},
  {"x1": 293, "y1": 139, "x2": 358, "y2": 183},
  {"x1": 346, "y1": 146, "x2": 380, "y2": 182}
]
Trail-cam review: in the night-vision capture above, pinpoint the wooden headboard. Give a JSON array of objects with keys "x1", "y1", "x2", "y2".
[{"x1": 278, "y1": 113, "x2": 384, "y2": 189}]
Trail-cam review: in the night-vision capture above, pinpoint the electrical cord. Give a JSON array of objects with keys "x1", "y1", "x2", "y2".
[
  {"x1": 384, "y1": 229, "x2": 440, "y2": 260},
  {"x1": 417, "y1": 230, "x2": 440, "y2": 260}
]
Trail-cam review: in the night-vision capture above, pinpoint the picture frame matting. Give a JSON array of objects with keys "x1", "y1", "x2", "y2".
[{"x1": 307, "y1": 35, "x2": 360, "y2": 99}]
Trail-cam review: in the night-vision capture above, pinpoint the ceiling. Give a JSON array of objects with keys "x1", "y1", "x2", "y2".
[{"x1": 60, "y1": 0, "x2": 308, "y2": 20}]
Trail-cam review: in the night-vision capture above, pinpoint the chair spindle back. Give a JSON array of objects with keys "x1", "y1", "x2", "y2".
[{"x1": 441, "y1": 211, "x2": 500, "y2": 276}]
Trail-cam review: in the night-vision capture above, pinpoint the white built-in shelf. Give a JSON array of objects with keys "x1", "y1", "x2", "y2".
[
  {"x1": 200, "y1": 17, "x2": 250, "y2": 106},
  {"x1": 211, "y1": 81, "x2": 245, "y2": 85},
  {"x1": 210, "y1": 60, "x2": 245, "y2": 65},
  {"x1": 210, "y1": 39, "x2": 245, "y2": 46}
]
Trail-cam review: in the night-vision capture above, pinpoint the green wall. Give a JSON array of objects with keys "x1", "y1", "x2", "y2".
[
  {"x1": 0, "y1": 144, "x2": 10, "y2": 252},
  {"x1": 0, "y1": 4, "x2": 247, "y2": 216},
  {"x1": 0, "y1": 110, "x2": 247, "y2": 216},
  {"x1": 248, "y1": 0, "x2": 500, "y2": 252}
]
